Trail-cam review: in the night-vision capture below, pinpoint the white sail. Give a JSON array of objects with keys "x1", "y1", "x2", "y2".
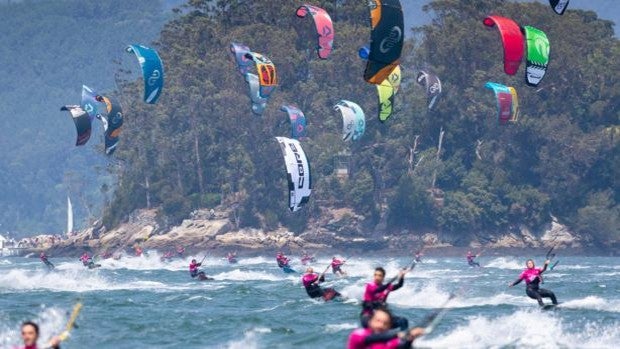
[{"x1": 67, "y1": 196, "x2": 74, "y2": 234}]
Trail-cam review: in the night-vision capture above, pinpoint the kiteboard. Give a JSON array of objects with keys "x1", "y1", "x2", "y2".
[
  {"x1": 322, "y1": 288, "x2": 341, "y2": 302},
  {"x1": 541, "y1": 304, "x2": 559, "y2": 310},
  {"x1": 282, "y1": 266, "x2": 297, "y2": 273}
]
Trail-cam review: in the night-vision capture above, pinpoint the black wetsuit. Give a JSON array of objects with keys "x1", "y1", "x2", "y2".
[
  {"x1": 361, "y1": 277, "x2": 409, "y2": 331},
  {"x1": 467, "y1": 256, "x2": 480, "y2": 267},
  {"x1": 41, "y1": 257, "x2": 55, "y2": 270},
  {"x1": 303, "y1": 274, "x2": 341, "y2": 300},
  {"x1": 511, "y1": 264, "x2": 558, "y2": 306},
  {"x1": 305, "y1": 275, "x2": 326, "y2": 298}
]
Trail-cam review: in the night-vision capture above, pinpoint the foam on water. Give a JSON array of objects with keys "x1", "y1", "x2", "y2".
[
  {"x1": 416, "y1": 309, "x2": 620, "y2": 349},
  {"x1": 0, "y1": 307, "x2": 66, "y2": 348},
  {"x1": 237, "y1": 256, "x2": 272, "y2": 266},
  {"x1": 559, "y1": 265, "x2": 591, "y2": 270},
  {"x1": 220, "y1": 327, "x2": 271, "y2": 349},
  {"x1": 324, "y1": 322, "x2": 356, "y2": 333},
  {"x1": 485, "y1": 257, "x2": 523, "y2": 270},
  {"x1": 1, "y1": 256, "x2": 618, "y2": 348},
  {"x1": 561, "y1": 296, "x2": 620, "y2": 313},
  {"x1": 96, "y1": 252, "x2": 189, "y2": 271},
  {"x1": 211, "y1": 269, "x2": 288, "y2": 282},
  {"x1": 0, "y1": 267, "x2": 198, "y2": 293}
]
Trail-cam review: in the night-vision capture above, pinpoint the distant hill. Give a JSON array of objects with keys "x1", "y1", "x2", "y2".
[{"x1": 0, "y1": 0, "x2": 173, "y2": 235}]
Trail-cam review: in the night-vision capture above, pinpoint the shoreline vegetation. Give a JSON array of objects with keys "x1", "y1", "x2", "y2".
[{"x1": 0, "y1": 1, "x2": 617, "y2": 253}]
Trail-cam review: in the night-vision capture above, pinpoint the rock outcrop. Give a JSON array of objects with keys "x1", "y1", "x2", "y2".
[{"x1": 35, "y1": 206, "x2": 594, "y2": 256}]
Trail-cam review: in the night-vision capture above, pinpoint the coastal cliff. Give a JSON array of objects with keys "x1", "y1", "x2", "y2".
[{"x1": 39, "y1": 207, "x2": 605, "y2": 257}]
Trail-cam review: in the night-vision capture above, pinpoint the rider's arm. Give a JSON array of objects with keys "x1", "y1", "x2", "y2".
[
  {"x1": 540, "y1": 261, "x2": 549, "y2": 274},
  {"x1": 373, "y1": 283, "x2": 392, "y2": 294},
  {"x1": 391, "y1": 276, "x2": 405, "y2": 291}
]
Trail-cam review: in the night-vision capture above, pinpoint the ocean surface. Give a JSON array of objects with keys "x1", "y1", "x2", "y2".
[{"x1": 0, "y1": 253, "x2": 618, "y2": 348}]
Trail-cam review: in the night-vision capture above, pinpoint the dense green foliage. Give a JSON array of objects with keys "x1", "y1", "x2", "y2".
[
  {"x1": 0, "y1": 0, "x2": 616, "y2": 245},
  {"x1": 103, "y1": 0, "x2": 618, "y2": 245},
  {"x1": 0, "y1": 0, "x2": 171, "y2": 234}
]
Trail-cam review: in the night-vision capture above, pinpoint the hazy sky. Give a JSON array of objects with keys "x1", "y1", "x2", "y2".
[{"x1": 402, "y1": 0, "x2": 619, "y2": 36}]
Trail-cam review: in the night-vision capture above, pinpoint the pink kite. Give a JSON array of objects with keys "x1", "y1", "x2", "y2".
[{"x1": 296, "y1": 4, "x2": 334, "y2": 59}]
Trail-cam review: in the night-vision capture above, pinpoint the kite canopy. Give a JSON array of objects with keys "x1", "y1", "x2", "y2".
[
  {"x1": 334, "y1": 100, "x2": 365, "y2": 141},
  {"x1": 230, "y1": 43, "x2": 269, "y2": 115},
  {"x1": 244, "y1": 52, "x2": 277, "y2": 99},
  {"x1": 484, "y1": 82, "x2": 518, "y2": 125},
  {"x1": 522, "y1": 26, "x2": 550, "y2": 86},
  {"x1": 376, "y1": 65, "x2": 401, "y2": 122},
  {"x1": 549, "y1": 0, "x2": 569, "y2": 15},
  {"x1": 296, "y1": 4, "x2": 334, "y2": 59},
  {"x1": 245, "y1": 73, "x2": 268, "y2": 115},
  {"x1": 416, "y1": 71, "x2": 442, "y2": 110},
  {"x1": 99, "y1": 96, "x2": 124, "y2": 155},
  {"x1": 281, "y1": 105, "x2": 308, "y2": 140},
  {"x1": 80, "y1": 85, "x2": 105, "y2": 120},
  {"x1": 61, "y1": 105, "x2": 92, "y2": 146},
  {"x1": 364, "y1": 0, "x2": 404, "y2": 84},
  {"x1": 230, "y1": 42, "x2": 254, "y2": 76},
  {"x1": 275, "y1": 137, "x2": 312, "y2": 212},
  {"x1": 483, "y1": 16, "x2": 524, "y2": 76},
  {"x1": 126, "y1": 44, "x2": 164, "y2": 104}
]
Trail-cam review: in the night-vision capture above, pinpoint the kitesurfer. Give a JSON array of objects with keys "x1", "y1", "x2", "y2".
[
  {"x1": 160, "y1": 251, "x2": 174, "y2": 262},
  {"x1": 189, "y1": 259, "x2": 208, "y2": 280},
  {"x1": 347, "y1": 308, "x2": 424, "y2": 349},
  {"x1": 276, "y1": 252, "x2": 290, "y2": 268},
  {"x1": 17, "y1": 321, "x2": 61, "y2": 349},
  {"x1": 227, "y1": 252, "x2": 238, "y2": 264},
  {"x1": 176, "y1": 246, "x2": 185, "y2": 257},
  {"x1": 301, "y1": 267, "x2": 341, "y2": 300},
  {"x1": 414, "y1": 251, "x2": 423, "y2": 263},
  {"x1": 79, "y1": 252, "x2": 90, "y2": 266},
  {"x1": 78, "y1": 252, "x2": 97, "y2": 268},
  {"x1": 331, "y1": 256, "x2": 346, "y2": 276},
  {"x1": 40, "y1": 252, "x2": 54, "y2": 271},
  {"x1": 134, "y1": 245, "x2": 143, "y2": 257},
  {"x1": 361, "y1": 267, "x2": 409, "y2": 330},
  {"x1": 301, "y1": 251, "x2": 315, "y2": 265},
  {"x1": 509, "y1": 259, "x2": 558, "y2": 306},
  {"x1": 466, "y1": 251, "x2": 481, "y2": 267}
]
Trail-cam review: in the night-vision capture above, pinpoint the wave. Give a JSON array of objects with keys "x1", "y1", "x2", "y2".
[
  {"x1": 416, "y1": 309, "x2": 620, "y2": 348},
  {"x1": 485, "y1": 257, "x2": 524, "y2": 270},
  {"x1": 219, "y1": 327, "x2": 271, "y2": 349},
  {"x1": 561, "y1": 296, "x2": 620, "y2": 313},
  {"x1": 210, "y1": 269, "x2": 292, "y2": 282},
  {"x1": 95, "y1": 252, "x2": 189, "y2": 271},
  {"x1": 340, "y1": 279, "x2": 530, "y2": 310},
  {"x1": 0, "y1": 268, "x2": 199, "y2": 293},
  {"x1": 324, "y1": 322, "x2": 357, "y2": 333}
]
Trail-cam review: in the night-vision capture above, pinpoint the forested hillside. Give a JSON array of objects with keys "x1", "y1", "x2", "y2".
[
  {"x1": 0, "y1": 0, "x2": 172, "y2": 234},
  {"x1": 102, "y1": 0, "x2": 618, "y2": 245}
]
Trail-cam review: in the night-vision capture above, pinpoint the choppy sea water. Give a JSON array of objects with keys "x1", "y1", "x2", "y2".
[{"x1": 0, "y1": 254, "x2": 618, "y2": 348}]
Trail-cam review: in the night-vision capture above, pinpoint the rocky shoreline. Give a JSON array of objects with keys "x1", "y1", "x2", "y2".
[{"x1": 23, "y1": 207, "x2": 614, "y2": 258}]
